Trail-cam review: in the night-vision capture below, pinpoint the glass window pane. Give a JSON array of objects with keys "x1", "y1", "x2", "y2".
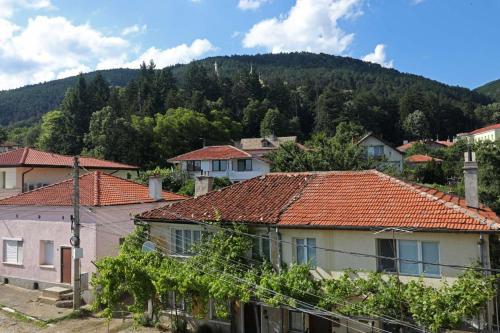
[
  {"x1": 399, "y1": 240, "x2": 419, "y2": 275},
  {"x1": 183, "y1": 230, "x2": 192, "y2": 253},
  {"x1": 212, "y1": 160, "x2": 218, "y2": 171},
  {"x1": 296, "y1": 239, "x2": 305, "y2": 264},
  {"x1": 193, "y1": 230, "x2": 201, "y2": 243},
  {"x1": 252, "y1": 238, "x2": 260, "y2": 259},
  {"x1": 245, "y1": 159, "x2": 252, "y2": 171},
  {"x1": 377, "y1": 239, "x2": 397, "y2": 272},
  {"x1": 237, "y1": 159, "x2": 244, "y2": 171},
  {"x1": 262, "y1": 237, "x2": 270, "y2": 261},
  {"x1": 289, "y1": 311, "x2": 303, "y2": 331},
  {"x1": 221, "y1": 160, "x2": 227, "y2": 171},
  {"x1": 422, "y1": 242, "x2": 440, "y2": 275},
  {"x1": 307, "y1": 238, "x2": 317, "y2": 267},
  {"x1": 175, "y1": 230, "x2": 183, "y2": 254},
  {"x1": 44, "y1": 240, "x2": 54, "y2": 265}
]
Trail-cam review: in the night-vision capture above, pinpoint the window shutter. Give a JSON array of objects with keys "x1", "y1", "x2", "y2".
[
  {"x1": 4, "y1": 240, "x2": 18, "y2": 263},
  {"x1": 44, "y1": 241, "x2": 54, "y2": 265}
]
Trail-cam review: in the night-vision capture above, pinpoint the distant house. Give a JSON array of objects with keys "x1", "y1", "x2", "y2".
[
  {"x1": 397, "y1": 139, "x2": 454, "y2": 153},
  {"x1": 457, "y1": 123, "x2": 500, "y2": 142},
  {"x1": 405, "y1": 154, "x2": 443, "y2": 167},
  {"x1": 0, "y1": 148, "x2": 138, "y2": 199},
  {"x1": 0, "y1": 172, "x2": 186, "y2": 292},
  {"x1": 0, "y1": 141, "x2": 22, "y2": 153},
  {"x1": 357, "y1": 132, "x2": 404, "y2": 171},
  {"x1": 139, "y1": 157, "x2": 498, "y2": 332},
  {"x1": 167, "y1": 145, "x2": 270, "y2": 183},
  {"x1": 235, "y1": 135, "x2": 298, "y2": 157}
]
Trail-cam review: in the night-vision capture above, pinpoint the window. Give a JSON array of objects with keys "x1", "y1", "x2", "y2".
[
  {"x1": 377, "y1": 239, "x2": 440, "y2": 276},
  {"x1": 367, "y1": 145, "x2": 384, "y2": 158},
  {"x1": 3, "y1": 238, "x2": 23, "y2": 264},
  {"x1": 212, "y1": 160, "x2": 228, "y2": 172},
  {"x1": 237, "y1": 159, "x2": 252, "y2": 171},
  {"x1": 40, "y1": 240, "x2": 54, "y2": 266},
  {"x1": 172, "y1": 229, "x2": 201, "y2": 255},
  {"x1": 252, "y1": 235, "x2": 271, "y2": 261},
  {"x1": 295, "y1": 238, "x2": 316, "y2": 267},
  {"x1": 186, "y1": 160, "x2": 201, "y2": 171},
  {"x1": 289, "y1": 311, "x2": 304, "y2": 332}
]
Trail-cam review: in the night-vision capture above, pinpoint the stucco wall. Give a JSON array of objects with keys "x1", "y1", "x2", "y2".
[
  {"x1": 181, "y1": 158, "x2": 270, "y2": 182},
  {"x1": 473, "y1": 129, "x2": 500, "y2": 142},
  {"x1": 359, "y1": 136, "x2": 403, "y2": 170}
]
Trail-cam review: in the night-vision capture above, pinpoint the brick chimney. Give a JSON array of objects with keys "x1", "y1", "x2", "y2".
[
  {"x1": 463, "y1": 149, "x2": 479, "y2": 208},
  {"x1": 148, "y1": 176, "x2": 163, "y2": 201},
  {"x1": 195, "y1": 176, "x2": 214, "y2": 198}
]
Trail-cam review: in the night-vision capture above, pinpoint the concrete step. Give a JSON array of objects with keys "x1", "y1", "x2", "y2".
[
  {"x1": 41, "y1": 286, "x2": 72, "y2": 300},
  {"x1": 55, "y1": 300, "x2": 73, "y2": 308},
  {"x1": 59, "y1": 292, "x2": 73, "y2": 301},
  {"x1": 38, "y1": 296, "x2": 59, "y2": 305}
]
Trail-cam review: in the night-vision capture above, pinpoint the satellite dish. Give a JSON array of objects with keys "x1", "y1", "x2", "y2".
[{"x1": 142, "y1": 241, "x2": 156, "y2": 253}]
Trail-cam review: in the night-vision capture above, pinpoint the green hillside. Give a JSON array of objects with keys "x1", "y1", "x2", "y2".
[{"x1": 475, "y1": 79, "x2": 500, "y2": 102}]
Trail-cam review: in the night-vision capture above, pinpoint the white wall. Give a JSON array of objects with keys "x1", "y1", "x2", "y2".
[
  {"x1": 181, "y1": 158, "x2": 271, "y2": 182},
  {"x1": 359, "y1": 136, "x2": 403, "y2": 171},
  {"x1": 473, "y1": 129, "x2": 500, "y2": 142}
]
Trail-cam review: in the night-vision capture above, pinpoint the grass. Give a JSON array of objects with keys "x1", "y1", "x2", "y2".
[{"x1": 0, "y1": 304, "x2": 48, "y2": 329}]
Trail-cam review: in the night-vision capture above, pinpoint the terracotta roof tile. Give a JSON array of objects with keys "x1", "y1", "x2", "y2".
[
  {"x1": 0, "y1": 148, "x2": 137, "y2": 169},
  {"x1": 405, "y1": 154, "x2": 443, "y2": 163},
  {"x1": 468, "y1": 123, "x2": 500, "y2": 135},
  {"x1": 167, "y1": 145, "x2": 251, "y2": 163},
  {"x1": 140, "y1": 170, "x2": 499, "y2": 232},
  {"x1": 0, "y1": 172, "x2": 187, "y2": 206}
]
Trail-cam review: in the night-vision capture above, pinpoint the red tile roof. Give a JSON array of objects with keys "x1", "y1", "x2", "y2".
[
  {"x1": 168, "y1": 145, "x2": 251, "y2": 163},
  {"x1": 139, "y1": 171, "x2": 498, "y2": 231},
  {"x1": 0, "y1": 172, "x2": 187, "y2": 206},
  {"x1": 435, "y1": 140, "x2": 454, "y2": 147},
  {"x1": 0, "y1": 148, "x2": 138, "y2": 169},
  {"x1": 468, "y1": 123, "x2": 500, "y2": 135},
  {"x1": 397, "y1": 140, "x2": 452, "y2": 152},
  {"x1": 405, "y1": 154, "x2": 443, "y2": 163}
]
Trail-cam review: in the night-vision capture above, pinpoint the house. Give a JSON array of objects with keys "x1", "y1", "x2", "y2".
[
  {"x1": 0, "y1": 141, "x2": 22, "y2": 153},
  {"x1": 0, "y1": 147, "x2": 138, "y2": 199},
  {"x1": 405, "y1": 154, "x2": 443, "y2": 167},
  {"x1": 357, "y1": 132, "x2": 404, "y2": 171},
  {"x1": 167, "y1": 145, "x2": 270, "y2": 182},
  {"x1": 139, "y1": 153, "x2": 498, "y2": 333},
  {"x1": 397, "y1": 139, "x2": 454, "y2": 153},
  {"x1": 235, "y1": 135, "x2": 298, "y2": 157},
  {"x1": 457, "y1": 123, "x2": 500, "y2": 142},
  {"x1": 0, "y1": 172, "x2": 186, "y2": 294}
]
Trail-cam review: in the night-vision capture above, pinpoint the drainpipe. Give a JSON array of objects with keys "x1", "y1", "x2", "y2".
[{"x1": 21, "y1": 167, "x2": 34, "y2": 192}]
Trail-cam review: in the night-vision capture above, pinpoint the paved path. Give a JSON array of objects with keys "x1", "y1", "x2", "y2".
[{"x1": 0, "y1": 311, "x2": 41, "y2": 333}]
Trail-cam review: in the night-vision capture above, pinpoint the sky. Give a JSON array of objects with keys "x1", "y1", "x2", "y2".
[{"x1": 0, "y1": 0, "x2": 499, "y2": 90}]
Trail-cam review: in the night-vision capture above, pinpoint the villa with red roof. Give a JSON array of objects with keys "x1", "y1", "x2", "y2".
[
  {"x1": 138, "y1": 156, "x2": 498, "y2": 331},
  {"x1": 0, "y1": 147, "x2": 138, "y2": 199},
  {"x1": 457, "y1": 123, "x2": 500, "y2": 142},
  {"x1": 0, "y1": 172, "x2": 186, "y2": 293},
  {"x1": 167, "y1": 145, "x2": 271, "y2": 182}
]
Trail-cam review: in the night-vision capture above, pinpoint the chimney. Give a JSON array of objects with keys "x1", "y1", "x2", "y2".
[
  {"x1": 148, "y1": 176, "x2": 163, "y2": 201},
  {"x1": 195, "y1": 176, "x2": 214, "y2": 198},
  {"x1": 463, "y1": 149, "x2": 479, "y2": 208},
  {"x1": 403, "y1": 140, "x2": 409, "y2": 145}
]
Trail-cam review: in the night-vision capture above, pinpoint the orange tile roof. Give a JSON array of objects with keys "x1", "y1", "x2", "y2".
[
  {"x1": 435, "y1": 140, "x2": 454, "y2": 147},
  {"x1": 0, "y1": 172, "x2": 187, "y2": 206},
  {"x1": 140, "y1": 171, "x2": 498, "y2": 231},
  {"x1": 397, "y1": 140, "x2": 452, "y2": 152},
  {"x1": 468, "y1": 123, "x2": 500, "y2": 135},
  {"x1": 405, "y1": 154, "x2": 443, "y2": 163},
  {"x1": 167, "y1": 145, "x2": 251, "y2": 163},
  {"x1": 0, "y1": 148, "x2": 138, "y2": 169}
]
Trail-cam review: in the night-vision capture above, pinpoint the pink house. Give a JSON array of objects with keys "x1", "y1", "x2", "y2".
[{"x1": 0, "y1": 171, "x2": 186, "y2": 291}]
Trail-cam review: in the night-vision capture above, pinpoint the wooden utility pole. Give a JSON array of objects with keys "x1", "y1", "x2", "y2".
[{"x1": 72, "y1": 156, "x2": 81, "y2": 310}]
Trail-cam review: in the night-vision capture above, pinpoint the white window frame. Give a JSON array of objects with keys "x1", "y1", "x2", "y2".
[
  {"x1": 294, "y1": 238, "x2": 317, "y2": 268},
  {"x1": 2, "y1": 237, "x2": 23, "y2": 265},
  {"x1": 212, "y1": 160, "x2": 228, "y2": 172},
  {"x1": 40, "y1": 240, "x2": 54, "y2": 267},
  {"x1": 252, "y1": 234, "x2": 271, "y2": 262},
  {"x1": 172, "y1": 229, "x2": 201, "y2": 255},
  {"x1": 377, "y1": 239, "x2": 441, "y2": 277}
]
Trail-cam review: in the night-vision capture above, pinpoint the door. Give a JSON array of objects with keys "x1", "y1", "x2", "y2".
[
  {"x1": 61, "y1": 247, "x2": 71, "y2": 284},
  {"x1": 309, "y1": 314, "x2": 332, "y2": 333}
]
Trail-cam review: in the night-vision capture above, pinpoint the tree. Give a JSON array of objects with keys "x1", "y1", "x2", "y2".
[
  {"x1": 37, "y1": 110, "x2": 76, "y2": 154},
  {"x1": 0, "y1": 127, "x2": 7, "y2": 143},
  {"x1": 315, "y1": 85, "x2": 351, "y2": 135},
  {"x1": 403, "y1": 110, "x2": 430, "y2": 140},
  {"x1": 260, "y1": 108, "x2": 287, "y2": 137},
  {"x1": 242, "y1": 99, "x2": 269, "y2": 137}
]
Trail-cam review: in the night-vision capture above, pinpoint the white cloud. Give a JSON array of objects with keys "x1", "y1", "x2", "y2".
[
  {"x1": 0, "y1": 0, "x2": 54, "y2": 18},
  {"x1": 122, "y1": 39, "x2": 216, "y2": 69},
  {"x1": 243, "y1": 0, "x2": 362, "y2": 54},
  {"x1": 0, "y1": 15, "x2": 215, "y2": 90},
  {"x1": 238, "y1": 0, "x2": 270, "y2": 10},
  {"x1": 121, "y1": 24, "x2": 147, "y2": 36},
  {"x1": 362, "y1": 44, "x2": 393, "y2": 68}
]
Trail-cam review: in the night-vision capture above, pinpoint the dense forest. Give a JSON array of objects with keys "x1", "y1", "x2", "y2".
[
  {"x1": 476, "y1": 79, "x2": 500, "y2": 102},
  {"x1": 3, "y1": 52, "x2": 500, "y2": 169}
]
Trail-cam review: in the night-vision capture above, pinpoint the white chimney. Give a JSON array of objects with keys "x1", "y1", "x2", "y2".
[
  {"x1": 149, "y1": 176, "x2": 163, "y2": 201},
  {"x1": 195, "y1": 176, "x2": 214, "y2": 198},
  {"x1": 463, "y1": 150, "x2": 479, "y2": 208}
]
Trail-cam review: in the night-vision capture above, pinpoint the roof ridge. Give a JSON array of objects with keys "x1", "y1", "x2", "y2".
[
  {"x1": 371, "y1": 170, "x2": 498, "y2": 229},
  {"x1": 94, "y1": 171, "x2": 101, "y2": 206},
  {"x1": 275, "y1": 174, "x2": 318, "y2": 223}
]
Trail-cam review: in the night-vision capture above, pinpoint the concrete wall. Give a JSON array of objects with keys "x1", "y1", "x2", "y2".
[{"x1": 472, "y1": 129, "x2": 500, "y2": 142}]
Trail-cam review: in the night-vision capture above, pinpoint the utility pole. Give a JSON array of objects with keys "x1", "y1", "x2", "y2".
[{"x1": 72, "y1": 156, "x2": 81, "y2": 310}]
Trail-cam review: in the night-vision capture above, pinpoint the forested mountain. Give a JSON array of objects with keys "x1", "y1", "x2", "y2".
[
  {"x1": 3, "y1": 52, "x2": 498, "y2": 169},
  {"x1": 0, "y1": 69, "x2": 139, "y2": 125},
  {"x1": 476, "y1": 79, "x2": 500, "y2": 102}
]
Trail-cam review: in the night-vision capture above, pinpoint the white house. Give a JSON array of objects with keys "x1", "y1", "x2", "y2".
[
  {"x1": 357, "y1": 132, "x2": 404, "y2": 171},
  {"x1": 0, "y1": 147, "x2": 138, "y2": 199},
  {"x1": 457, "y1": 123, "x2": 500, "y2": 142},
  {"x1": 167, "y1": 145, "x2": 270, "y2": 182},
  {"x1": 235, "y1": 135, "x2": 298, "y2": 157},
  {"x1": 0, "y1": 172, "x2": 186, "y2": 293},
  {"x1": 139, "y1": 153, "x2": 498, "y2": 333}
]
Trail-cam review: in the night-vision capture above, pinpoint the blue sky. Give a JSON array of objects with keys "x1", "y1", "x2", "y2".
[{"x1": 0, "y1": 0, "x2": 498, "y2": 90}]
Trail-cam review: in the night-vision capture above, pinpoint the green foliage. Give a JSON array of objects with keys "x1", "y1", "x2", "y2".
[
  {"x1": 403, "y1": 110, "x2": 430, "y2": 140},
  {"x1": 260, "y1": 108, "x2": 287, "y2": 137},
  {"x1": 137, "y1": 167, "x2": 190, "y2": 193},
  {"x1": 475, "y1": 140, "x2": 500, "y2": 213},
  {"x1": 36, "y1": 110, "x2": 75, "y2": 154}
]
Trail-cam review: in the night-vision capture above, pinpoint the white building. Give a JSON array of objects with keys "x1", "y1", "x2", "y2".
[
  {"x1": 357, "y1": 132, "x2": 404, "y2": 171},
  {"x1": 167, "y1": 145, "x2": 270, "y2": 182},
  {"x1": 457, "y1": 123, "x2": 500, "y2": 142}
]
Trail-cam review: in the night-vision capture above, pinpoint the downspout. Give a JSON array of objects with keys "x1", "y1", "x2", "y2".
[{"x1": 21, "y1": 167, "x2": 34, "y2": 192}]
